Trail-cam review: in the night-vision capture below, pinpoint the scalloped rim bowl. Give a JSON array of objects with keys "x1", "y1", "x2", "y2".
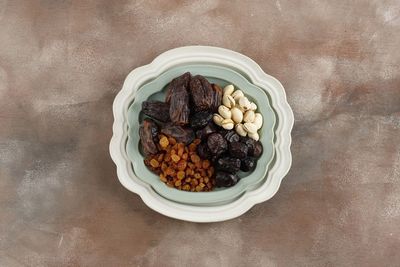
[
  {"x1": 110, "y1": 46, "x2": 294, "y2": 222},
  {"x1": 126, "y1": 64, "x2": 276, "y2": 205}
]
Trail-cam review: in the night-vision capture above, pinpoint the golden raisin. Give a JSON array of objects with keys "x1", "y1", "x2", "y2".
[
  {"x1": 199, "y1": 182, "x2": 205, "y2": 188},
  {"x1": 195, "y1": 185, "x2": 202, "y2": 192},
  {"x1": 202, "y1": 160, "x2": 210, "y2": 169},
  {"x1": 165, "y1": 167, "x2": 175, "y2": 176},
  {"x1": 178, "y1": 147, "x2": 184, "y2": 157},
  {"x1": 182, "y1": 184, "x2": 191, "y2": 191},
  {"x1": 177, "y1": 171, "x2": 185, "y2": 180},
  {"x1": 189, "y1": 143, "x2": 197, "y2": 152},
  {"x1": 182, "y1": 153, "x2": 188, "y2": 160},
  {"x1": 159, "y1": 174, "x2": 167, "y2": 182},
  {"x1": 161, "y1": 162, "x2": 168, "y2": 172},
  {"x1": 150, "y1": 159, "x2": 159, "y2": 168},
  {"x1": 174, "y1": 180, "x2": 182, "y2": 187},
  {"x1": 177, "y1": 160, "x2": 187, "y2": 171},
  {"x1": 190, "y1": 154, "x2": 200, "y2": 163},
  {"x1": 195, "y1": 161, "x2": 202, "y2": 169},
  {"x1": 171, "y1": 154, "x2": 180, "y2": 163},
  {"x1": 159, "y1": 136, "x2": 169, "y2": 148},
  {"x1": 194, "y1": 173, "x2": 201, "y2": 179}
]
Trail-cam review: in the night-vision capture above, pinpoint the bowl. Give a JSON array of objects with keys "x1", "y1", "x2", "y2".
[
  {"x1": 110, "y1": 46, "x2": 294, "y2": 222},
  {"x1": 126, "y1": 64, "x2": 275, "y2": 205}
]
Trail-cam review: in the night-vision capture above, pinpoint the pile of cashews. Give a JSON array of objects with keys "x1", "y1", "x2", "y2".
[{"x1": 213, "y1": 85, "x2": 263, "y2": 141}]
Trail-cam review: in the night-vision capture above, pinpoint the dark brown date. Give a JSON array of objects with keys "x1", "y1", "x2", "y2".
[
  {"x1": 216, "y1": 157, "x2": 241, "y2": 173},
  {"x1": 215, "y1": 171, "x2": 239, "y2": 187},
  {"x1": 241, "y1": 157, "x2": 257, "y2": 172},
  {"x1": 169, "y1": 85, "x2": 190, "y2": 125},
  {"x1": 161, "y1": 124, "x2": 195, "y2": 144},
  {"x1": 189, "y1": 75, "x2": 214, "y2": 112},
  {"x1": 165, "y1": 72, "x2": 191, "y2": 103},
  {"x1": 139, "y1": 119, "x2": 159, "y2": 155},
  {"x1": 229, "y1": 141, "x2": 248, "y2": 159},
  {"x1": 210, "y1": 84, "x2": 223, "y2": 112},
  {"x1": 141, "y1": 101, "x2": 170, "y2": 122},
  {"x1": 252, "y1": 141, "x2": 263, "y2": 158},
  {"x1": 197, "y1": 143, "x2": 211, "y2": 159},
  {"x1": 196, "y1": 122, "x2": 217, "y2": 140},
  {"x1": 223, "y1": 130, "x2": 240, "y2": 143},
  {"x1": 190, "y1": 111, "x2": 213, "y2": 129},
  {"x1": 207, "y1": 133, "x2": 227, "y2": 155}
]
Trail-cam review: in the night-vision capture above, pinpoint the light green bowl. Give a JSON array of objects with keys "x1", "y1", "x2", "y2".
[{"x1": 127, "y1": 64, "x2": 276, "y2": 205}]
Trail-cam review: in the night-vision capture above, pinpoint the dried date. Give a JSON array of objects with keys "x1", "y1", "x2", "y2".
[
  {"x1": 216, "y1": 157, "x2": 241, "y2": 173},
  {"x1": 196, "y1": 122, "x2": 217, "y2": 140},
  {"x1": 252, "y1": 141, "x2": 263, "y2": 158},
  {"x1": 141, "y1": 101, "x2": 170, "y2": 122},
  {"x1": 169, "y1": 85, "x2": 190, "y2": 125},
  {"x1": 210, "y1": 84, "x2": 223, "y2": 112},
  {"x1": 190, "y1": 111, "x2": 213, "y2": 129},
  {"x1": 139, "y1": 119, "x2": 159, "y2": 155},
  {"x1": 207, "y1": 133, "x2": 227, "y2": 155},
  {"x1": 223, "y1": 130, "x2": 240, "y2": 143},
  {"x1": 241, "y1": 157, "x2": 256, "y2": 172},
  {"x1": 165, "y1": 72, "x2": 191, "y2": 103},
  {"x1": 215, "y1": 171, "x2": 239, "y2": 187},
  {"x1": 197, "y1": 143, "x2": 211, "y2": 159},
  {"x1": 189, "y1": 75, "x2": 214, "y2": 112},
  {"x1": 229, "y1": 142, "x2": 248, "y2": 159},
  {"x1": 161, "y1": 124, "x2": 194, "y2": 144}
]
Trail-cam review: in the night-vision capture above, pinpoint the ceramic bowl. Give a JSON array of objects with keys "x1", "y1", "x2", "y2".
[
  {"x1": 110, "y1": 46, "x2": 294, "y2": 222},
  {"x1": 126, "y1": 64, "x2": 275, "y2": 205}
]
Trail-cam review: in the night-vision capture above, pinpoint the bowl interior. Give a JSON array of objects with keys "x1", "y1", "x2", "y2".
[{"x1": 127, "y1": 64, "x2": 276, "y2": 205}]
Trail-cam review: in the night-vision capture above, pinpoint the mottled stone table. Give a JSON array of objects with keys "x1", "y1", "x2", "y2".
[{"x1": 1, "y1": 1, "x2": 399, "y2": 266}]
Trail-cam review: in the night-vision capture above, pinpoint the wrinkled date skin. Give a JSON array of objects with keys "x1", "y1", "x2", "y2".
[
  {"x1": 196, "y1": 122, "x2": 217, "y2": 140},
  {"x1": 189, "y1": 75, "x2": 215, "y2": 112},
  {"x1": 141, "y1": 101, "x2": 170, "y2": 122},
  {"x1": 216, "y1": 157, "x2": 241, "y2": 173},
  {"x1": 241, "y1": 157, "x2": 257, "y2": 172},
  {"x1": 229, "y1": 141, "x2": 249, "y2": 159},
  {"x1": 215, "y1": 171, "x2": 239, "y2": 187},
  {"x1": 210, "y1": 84, "x2": 223, "y2": 112},
  {"x1": 252, "y1": 141, "x2": 263, "y2": 158},
  {"x1": 139, "y1": 119, "x2": 159, "y2": 155},
  {"x1": 165, "y1": 72, "x2": 191, "y2": 103},
  {"x1": 197, "y1": 143, "x2": 211, "y2": 159},
  {"x1": 169, "y1": 85, "x2": 190, "y2": 125},
  {"x1": 207, "y1": 133, "x2": 228, "y2": 156},
  {"x1": 161, "y1": 124, "x2": 195, "y2": 144},
  {"x1": 190, "y1": 111, "x2": 213, "y2": 129},
  {"x1": 223, "y1": 130, "x2": 240, "y2": 143}
]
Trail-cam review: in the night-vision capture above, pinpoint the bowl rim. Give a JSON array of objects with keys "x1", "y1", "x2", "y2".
[
  {"x1": 109, "y1": 45, "x2": 294, "y2": 222},
  {"x1": 126, "y1": 63, "x2": 276, "y2": 204}
]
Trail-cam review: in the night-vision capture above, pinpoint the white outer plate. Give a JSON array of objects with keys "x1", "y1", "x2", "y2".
[{"x1": 110, "y1": 46, "x2": 294, "y2": 222}]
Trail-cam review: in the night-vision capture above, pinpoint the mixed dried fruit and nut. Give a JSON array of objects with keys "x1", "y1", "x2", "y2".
[{"x1": 139, "y1": 72, "x2": 264, "y2": 191}]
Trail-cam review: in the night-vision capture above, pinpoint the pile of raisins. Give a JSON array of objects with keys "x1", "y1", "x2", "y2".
[{"x1": 139, "y1": 72, "x2": 263, "y2": 190}]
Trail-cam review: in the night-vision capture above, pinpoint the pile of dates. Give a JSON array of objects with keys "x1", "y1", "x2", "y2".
[
  {"x1": 139, "y1": 72, "x2": 263, "y2": 190},
  {"x1": 196, "y1": 128, "x2": 263, "y2": 187}
]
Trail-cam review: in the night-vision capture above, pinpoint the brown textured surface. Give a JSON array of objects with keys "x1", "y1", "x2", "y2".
[{"x1": 1, "y1": 0, "x2": 400, "y2": 266}]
